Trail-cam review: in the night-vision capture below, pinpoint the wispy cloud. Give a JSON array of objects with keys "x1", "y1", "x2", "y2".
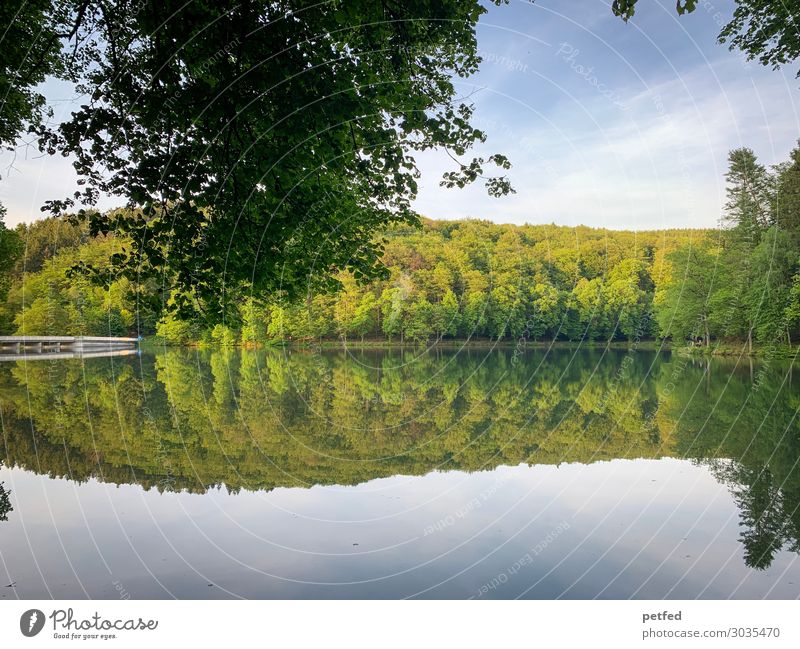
[
  {"x1": 2, "y1": 0, "x2": 798, "y2": 231},
  {"x1": 413, "y1": 45, "x2": 800, "y2": 230}
]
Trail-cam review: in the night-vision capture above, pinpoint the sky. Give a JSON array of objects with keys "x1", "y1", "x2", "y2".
[{"x1": 1, "y1": 0, "x2": 799, "y2": 230}]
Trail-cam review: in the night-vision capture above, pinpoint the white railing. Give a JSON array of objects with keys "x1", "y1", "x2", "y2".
[{"x1": 0, "y1": 336, "x2": 139, "y2": 358}]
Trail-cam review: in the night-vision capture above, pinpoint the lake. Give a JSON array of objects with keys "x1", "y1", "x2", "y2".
[{"x1": 1, "y1": 345, "x2": 799, "y2": 599}]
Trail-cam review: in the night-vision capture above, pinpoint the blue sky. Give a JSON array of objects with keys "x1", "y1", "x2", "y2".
[
  {"x1": 415, "y1": 0, "x2": 800, "y2": 229},
  {"x1": 2, "y1": 0, "x2": 799, "y2": 229}
]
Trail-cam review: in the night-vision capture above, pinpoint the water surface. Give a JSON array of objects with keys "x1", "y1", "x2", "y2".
[{"x1": 1, "y1": 346, "x2": 798, "y2": 598}]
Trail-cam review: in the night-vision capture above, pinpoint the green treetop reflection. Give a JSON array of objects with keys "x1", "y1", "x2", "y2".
[{"x1": 0, "y1": 348, "x2": 798, "y2": 569}]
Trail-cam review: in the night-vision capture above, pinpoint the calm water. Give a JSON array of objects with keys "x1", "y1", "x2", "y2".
[{"x1": 0, "y1": 346, "x2": 799, "y2": 599}]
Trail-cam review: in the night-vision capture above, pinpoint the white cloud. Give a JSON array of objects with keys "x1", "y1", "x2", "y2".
[
  {"x1": 413, "y1": 56, "x2": 800, "y2": 230},
  {"x1": 0, "y1": 78, "x2": 118, "y2": 227}
]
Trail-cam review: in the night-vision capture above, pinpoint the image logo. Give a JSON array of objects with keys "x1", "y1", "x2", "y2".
[{"x1": 20, "y1": 609, "x2": 46, "y2": 637}]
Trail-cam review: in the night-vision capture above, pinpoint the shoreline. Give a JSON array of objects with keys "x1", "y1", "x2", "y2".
[
  {"x1": 141, "y1": 337, "x2": 798, "y2": 358},
  {"x1": 144, "y1": 337, "x2": 664, "y2": 350}
]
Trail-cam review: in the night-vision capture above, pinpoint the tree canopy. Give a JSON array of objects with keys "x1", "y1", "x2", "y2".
[
  {"x1": 4, "y1": 0, "x2": 517, "y2": 323},
  {"x1": 0, "y1": 207, "x2": 22, "y2": 304},
  {"x1": 2, "y1": 0, "x2": 800, "y2": 325},
  {"x1": 614, "y1": 1, "x2": 800, "y2": 75}
]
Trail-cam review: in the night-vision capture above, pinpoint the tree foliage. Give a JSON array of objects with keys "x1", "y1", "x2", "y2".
[
  {"x1": 614, "y1": 1, "x2": 800, "y2": 77},
  {"x1": 177, "y1": 219, "x2": 701, "y2": 345},
  {"x1": 2, "y1": 232, "x2": 149, "y2": 336},
  {"x1": 720, "y1": 0, "x2": 800, "y2": 76},
  {"x1": 0, "y1": 478, "x2": 11, "y2": 523},
  {"x1": 5, "y1": 143, "x2": 800, "y2": 350},
  {"x1": 2, "y1": 0, "x2": 799, "y2": 326},
  {"x1": 0, "y1": 0, "x2": 61, "y2": 149},
  {"x1": 4, "y1": 0, "x2": 513, "y2": 322},
  {"x1": 0, "y1": 207, "x2": 23, "y2": 305},
  {"x1": 656, "y1": 143, "x2": 800, "y2": 350}
]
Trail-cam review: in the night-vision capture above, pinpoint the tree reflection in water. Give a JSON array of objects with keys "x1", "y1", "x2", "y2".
[
  {"x1": 0, "y1": 475, "x2": 11, "y2": 522},
  {"x1": 0, "y1": 347, "x2": 797, "y2": 569}
]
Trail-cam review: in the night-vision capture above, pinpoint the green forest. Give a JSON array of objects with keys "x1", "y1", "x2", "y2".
[{"x1": 2, "y1": 145, "x2": 800, "y2": 353}]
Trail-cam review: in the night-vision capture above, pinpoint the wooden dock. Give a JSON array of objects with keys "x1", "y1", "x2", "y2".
[{"x1": 0, "y1": 336, "x2": 139, "y2": 359}]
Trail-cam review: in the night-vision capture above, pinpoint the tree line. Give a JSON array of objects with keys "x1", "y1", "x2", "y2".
[
  {"x1": 657, "y1": 145, "x2": 800, "y2": 352},
  {"x1": 0, "y1": 1, "x2": 798, "y2": 323},
  {"x1": 2, "y1": 145, "x2": 800, "y2": 351},
  {"x1": 1, "y1": 209, "x2": 694, "y2": 344}
]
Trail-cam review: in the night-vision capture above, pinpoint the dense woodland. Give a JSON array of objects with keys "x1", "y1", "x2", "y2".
[
  {"x1": 1, "y1": 0, "x2": 790, "y2": 322},
  {"x1": 0, "y1": 2, "x2": 799, "y2": 350},
  {"x1": 2, "y1": 146, "x2": 800, "y2": 352}
]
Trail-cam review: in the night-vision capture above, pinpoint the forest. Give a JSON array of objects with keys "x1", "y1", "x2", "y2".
[
  {"x1": 0, "y1": 0, "x2": 794, "y2": 321},
  {"x1": 1, "y1": 145, "x2": 800, "y2": 353}
]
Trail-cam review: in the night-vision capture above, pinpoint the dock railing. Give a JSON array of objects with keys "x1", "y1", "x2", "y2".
[{"x1": 0, "y1": 336, "x2": 139, "y2": 357}]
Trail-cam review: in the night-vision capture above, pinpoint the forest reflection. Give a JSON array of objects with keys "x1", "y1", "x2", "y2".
[{"x1": 0, "y1": 347, "x2": 798, "y2": 570}]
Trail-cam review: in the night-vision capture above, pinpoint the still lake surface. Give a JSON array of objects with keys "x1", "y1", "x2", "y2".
[{"x1": 0, "y1": 346, "x2": 799, "y2": 599}]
